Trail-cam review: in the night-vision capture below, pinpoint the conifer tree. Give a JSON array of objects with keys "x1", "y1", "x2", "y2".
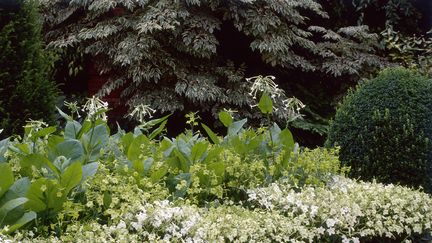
[{"x1": 0, "y1": 0, "x2": 58, "y2": 137}]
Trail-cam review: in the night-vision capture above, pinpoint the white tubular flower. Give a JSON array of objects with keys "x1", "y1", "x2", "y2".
[
  {"x1": 82, "y1": 96, "x2": 109, "y2": 121},
  {"x1": 127, "y1": 104, "x2": 156, "y2": 123},
  {"x1": 282, "y1": 97, "x2": 306, "y2": 122},
  {"x1": 247, "y1": 75, "x2": 284, "y2": 100},
  {"x1": 0, "y1": 129, "x2": 3, "y2": 134}
]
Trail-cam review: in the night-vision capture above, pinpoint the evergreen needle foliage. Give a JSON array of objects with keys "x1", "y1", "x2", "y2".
[{"x1": 0, "y1": 0, "x2": 58, "y2": 137}]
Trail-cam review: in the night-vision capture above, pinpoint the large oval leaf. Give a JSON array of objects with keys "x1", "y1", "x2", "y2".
[{"x1": 0, "y1": 163, "x2": 14, "y2": 199}]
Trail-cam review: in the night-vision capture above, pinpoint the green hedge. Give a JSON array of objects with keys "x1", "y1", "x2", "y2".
[{"x1": 327, "y1": 67, "x2": 432, "y2": 192}]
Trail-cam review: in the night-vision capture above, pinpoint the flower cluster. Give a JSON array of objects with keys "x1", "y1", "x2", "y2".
[
  {"x1": 127, "y1": 104, "x2": 156, "y2": 123},
  {"x1": 248, "y1": 176, "x2": 432, "y2": 241},
  {"x1": 246, "y1": 75, "x2": 305, "y2": 122},
  {"x1": 6, "y1": 176, "x2": 430, "y2": 243},
  {"x1": 82, "y1": 96, "x2": 109, "y2": 121}
]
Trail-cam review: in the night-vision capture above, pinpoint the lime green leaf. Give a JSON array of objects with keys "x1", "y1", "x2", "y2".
[
  {"x1": 280, "y1": 129, "x2": 294, "y2": 149},
  {"x1": 61, "y1": 162, "x2": 82, "y2": 194},
  {"x1": 201, "y1": 124, "x2": 220, "y2": 144},
  {"x1": 218, "y1": 111, "x2": 233, "y2": 127},
  {"x1": 150, "y1": 166, "x2": 168, "y2": 183},
  {"x1": 191, "y1": 142, "x2": 208, "y2": 162},
  {"x1": 25, "y1": 178, "x2": 47, "y2": 212},
  {"x1": 258, "y1": 92, "x2": 273, "y2": 114},
  {"x1": 121, "y1": 132, "x2": 134, "y2": 153},
  {"x1": 208, "y1": 162, "x2": 225, "y2": 178},
  {"x1": 127, "y1": 135, "x2": 149, "y2": 161},
  {"x1": 33, "y1": 126, "x2": 56, "y2": 138},
  {"x1": 0, "y1": 163, "x2": 14, "y2": 198},
  {"x1": 20, "y1": 154, "x2": 60, "y2": 177}
]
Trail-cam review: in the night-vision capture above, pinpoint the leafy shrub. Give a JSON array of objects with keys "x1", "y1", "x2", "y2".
[
  {"x1": 40, "y1": 0, "x2": 384, "y2": 124},
  {"x1": 0, "y1": 0, "x2": 58, "y2": 137},
  {"x1": 1, "y1": 96, "x2": 431, "y2": 241},
  {"x1": 327, "y1": 67, "x2": 432, "y2": 192}
]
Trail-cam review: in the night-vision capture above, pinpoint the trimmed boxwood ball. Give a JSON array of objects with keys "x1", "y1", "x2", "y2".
[{"x1": 327, "y1": 67, "x2": 432, "y2": 192}]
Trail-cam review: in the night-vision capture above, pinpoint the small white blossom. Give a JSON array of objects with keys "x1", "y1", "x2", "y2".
[{"x1": 82, "y1": 96, "x2": 109, "y2": 121}]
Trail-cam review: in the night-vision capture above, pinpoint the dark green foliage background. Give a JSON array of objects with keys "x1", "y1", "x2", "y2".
[
  {"x1": 327, "y1": 68, "x2": 432, "y2": 192},
  {"x1": 0, "y1": 1, "x2": 58, "y2": 137}
]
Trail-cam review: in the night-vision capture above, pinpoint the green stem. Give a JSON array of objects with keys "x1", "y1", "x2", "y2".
[{"x1": 84, "y1": 119, "x2": 96, "y2": 164}]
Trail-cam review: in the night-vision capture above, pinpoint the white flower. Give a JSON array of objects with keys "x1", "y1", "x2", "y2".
[
  {"x1": 247, "y1": 75, "x2": 284, "y2": 100},
  {"x1": 127, "y1": 104, "x2": 156, "y2": 123},
  {"x1": 136, "y1": 211, "x2": 147, "y2": 223},
  {"x1": 327, "y1": 227, "x2": 335, "y2": 235},
  {"x1": 82, "y1": 96, "x2": 109, "y2": 121},
  {"x1": 116, "y1": 220, "x2": 127, "y2": 229},
  {"x1": 326, "y1": 218, "x2": 337, "y2": 228}
]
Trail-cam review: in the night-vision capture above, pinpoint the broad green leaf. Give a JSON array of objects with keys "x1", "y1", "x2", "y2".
[
  {"x1": 174, "y1": 149, "x2": 190, "y2": 171},
  {"x1": 0, "y1": 163, "x2": 14, "y2": 199},
  {"x1": 3, "y1": 211, "x2": 36, "y2": 234},
  {"x1": 52, "y1": 139, "x2": 84, "y2": 162},
  {"x1": 121, "y1": 132, "x2": 134, "y2": 153},
  {"x1": 280, "y1": 129, "x2": 294, "y2": 149},
  {"x1": 77, "y1": 120, "x2": 92, "y2": 138},
  {"x1": 270, "y1": 123, "x2": 282, "y2": 144},
  {"x1": 33, "y1": 126, "x2": 56, "y2": 138},
  {"x1": 48, "y1": 135, "x2": 64, "y2": 151},
  {"x1": 25, "y1": 178, "x2": 47, "y2": 212},
  {"x1": 132, "y1": 159, "x2": 144, "y2": 175},
  {"x1": 230, "y1": 136, "x2": 246, "y2": 155},
  {"x1": 218, "y1": 111, "x2": 233, "y2": 127},
  {"x1": 46, "y1": 181, "x2": 63, "y2": 212},
  {"x1": 208, "y1": 162, "x2": 225, "y2": 178},
  {"x1": 168, "y1": 173, "x2": 191, "y2": 198},
  {"x1": 258, "y1": 92, "x2": 273, "y2": 114},
  {"x1": 143, "y1": 158, "x2": 153, "y2": 174},
  {"x1": 228, "y1": 119, "x2": 247, "y2": 136},
  {"x1": 61, "y1": 162, "x2": 82, "y2": 194},
  {"x1": 20, "y1": 154, "x2": 60, "y2": 177},
  {"x1": 86, "y1": 124, "x2": 109, "y2": 149},
  {"x1": 0, "y1": 138, "x2": 10, "y2": 162},
  {"x1": 103, "y1": 191, "x2": 112, "y2": 208},
  {"x1": 204, "y1": 147, "x2": 223, "y2": 163},
  {"x1": 0, "y1": 178, "x2": 31, "y2": 204},
  {"x1": 191, "y1": 142, "x2": 208, "y2": 162},
  {"x1": 0, "y1": 197, "x2": 28, "y2": 226},
  {"x1": 15, "y1": 143, "x2": 30, "y2": 155},
  {"x1": 65, "y1": 121, "x2": 82, "y2": 139},
  {"x1": 176, "y1": 138, "x2": 191, "y2": 158},
  {"x1": 127, "y1": 135, "x2": 148, "y2": 161},
  {"x1": 201, "y1": 123, "x2": 220, "y2": 144},
  {"x1": 80, "y1": 162, "x2": 99, "y2": 185},
  {"x1": 150, "y1": 166, "x2": 168, "y2": 183}
]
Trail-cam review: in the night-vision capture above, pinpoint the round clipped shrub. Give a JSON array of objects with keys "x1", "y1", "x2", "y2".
[{"x1": 327, "y1": 67, "x2": 432, "y2": 192}]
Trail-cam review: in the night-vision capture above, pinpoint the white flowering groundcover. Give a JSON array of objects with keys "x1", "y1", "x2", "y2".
[{"x1": 3, "y1": 177, "x2": 431, "y2": 243}]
